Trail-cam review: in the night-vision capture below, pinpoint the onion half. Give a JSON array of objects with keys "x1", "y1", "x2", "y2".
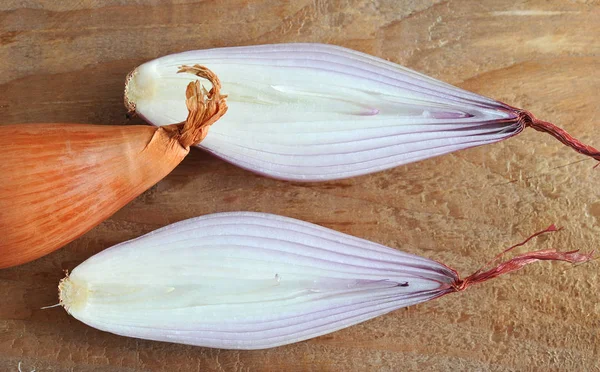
[
  {"x1": 59, "y1": 212, "x2": 590, "y2": 350},
  {"x1": 125, "y1": 43, "x2": 599, "y2": 181}
]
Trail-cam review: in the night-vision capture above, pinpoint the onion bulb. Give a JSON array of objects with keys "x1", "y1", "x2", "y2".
[
  {"x1": 58, "y1": 212, "x2": 591, "y2": 350},
  {"x1": 124, "y1": 43, "x2": 599, "y2": 181}
]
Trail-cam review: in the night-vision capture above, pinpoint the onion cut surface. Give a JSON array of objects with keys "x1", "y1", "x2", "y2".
[
  {"x1": 59, "y1": 212, "x2": 591, "y2": 350},
  {"x1": 125, "y1": 43, "x2": 600, "y2": 181}
]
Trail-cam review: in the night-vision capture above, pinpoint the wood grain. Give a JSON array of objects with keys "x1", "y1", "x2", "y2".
[{"x1": 1, "y1": 1, "x2": 599, "y2": 371}]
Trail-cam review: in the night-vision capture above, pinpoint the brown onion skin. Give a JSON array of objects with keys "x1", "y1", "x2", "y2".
[{"x1": 0, "y1": 123, "x2": 188, "y2": 269}]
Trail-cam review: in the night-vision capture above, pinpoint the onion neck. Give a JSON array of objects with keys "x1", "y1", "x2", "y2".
[
  {"x1": 518, "y1": 110, "x2": 600, "y2": 163},
  {"x1": 448, "y1": 224, "x2": 592, "y2": 292},
  {"x1": 174, "y1": 66, "x2": 228, "y2": 148}
]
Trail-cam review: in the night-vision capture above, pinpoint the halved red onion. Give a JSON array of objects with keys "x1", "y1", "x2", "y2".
[
  {"x1": 124, "y1": 43, "x2": 599, "y2": 181},
  {"x1": 59, "y1": 212, "x2": 590, "y2": 350}
]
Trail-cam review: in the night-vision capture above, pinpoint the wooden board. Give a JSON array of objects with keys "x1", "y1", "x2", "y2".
[{"x1": 1, "y1": 1, "x2": 598, "y2": 371}]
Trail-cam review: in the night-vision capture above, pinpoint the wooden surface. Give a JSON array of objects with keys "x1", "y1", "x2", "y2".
[{"x1": 1, "y1": 1, "x2": 599, "y2": 371}]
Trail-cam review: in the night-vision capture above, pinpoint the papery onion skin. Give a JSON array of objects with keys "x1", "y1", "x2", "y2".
[
  {"x1": 125, "y1": 43, "x2": 599, "y2": 182},
  {"x1": 0, "y1": 70, "x2": 227, "y2": 269},
  {"x1": 0, "y1": 124, "x2": 186, "y2": 269},
  {"x1": 58, "y1": 212, "x2": 590, "y2": 350}
]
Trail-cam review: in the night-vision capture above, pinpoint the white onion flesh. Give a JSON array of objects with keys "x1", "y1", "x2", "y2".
[
  {"x1": 60, "y1": 212, "x2": 590, "y2": 349},
  {"x1": 126, "y1": 43, "x2": 523, "y2": 181},
  {"x1": 60, "y1": 212, "x2": 457, "y2": 349}
]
